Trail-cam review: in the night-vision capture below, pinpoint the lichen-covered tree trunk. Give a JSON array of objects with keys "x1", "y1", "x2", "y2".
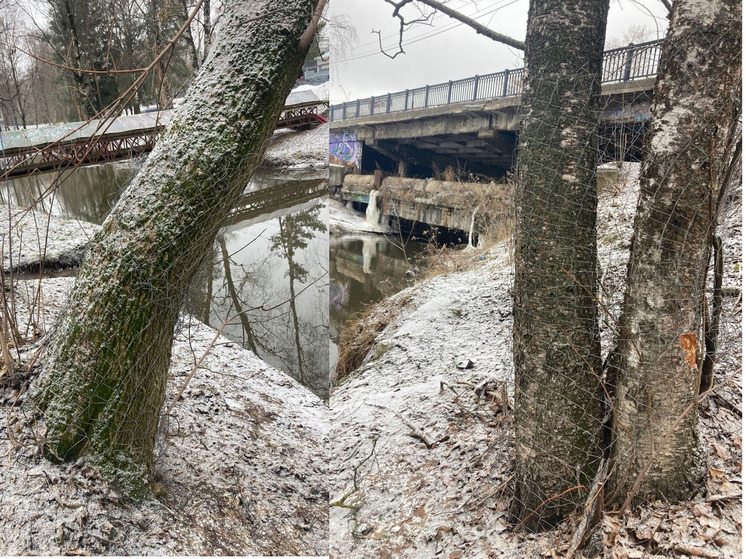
[
  {"x1": 608, "y1": 0, "x2": 741, "y2": 508},
  {"x1": 511, "y1": 0, "x2": 608, "y2": 530},
  {"x1": 32, "y1": 0, "x2": 321, "y2": 495}
]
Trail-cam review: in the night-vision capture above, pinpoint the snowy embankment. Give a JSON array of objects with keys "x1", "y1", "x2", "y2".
[
  {"x1": 1, "y1": 278, "x2": 328, "y2": 555},
  {"x1": 330, "y1": 163, "x2": 742, "y2": 558},
  {"x1": 0, "y1": 110, "x2": 330, "y2": 554},
  {"x1": 262, "y1": 82, "x2": 329, "y2": 173}
]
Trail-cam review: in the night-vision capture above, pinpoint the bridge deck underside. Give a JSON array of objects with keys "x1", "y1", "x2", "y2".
[
  {"x1": 335, "y1": 83, "x2": 654, "y2": 179},
  {"x1": 368, "y1": 130, "x2": 516, "y2": 178}
]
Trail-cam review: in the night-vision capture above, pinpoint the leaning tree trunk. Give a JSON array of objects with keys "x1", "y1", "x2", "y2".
[
  {"x1": 608, "y1": 0, "x2": 741, "y2": 508},
  {"x1": 32, "y1": 0, "x2": 322, "y2": 496},
  {"x1": 511, "y1": 0, "x2": 608, "y2": 531}
]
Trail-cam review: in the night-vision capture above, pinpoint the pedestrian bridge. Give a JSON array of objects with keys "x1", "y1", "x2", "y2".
[
  {"x1": 330, "y1": 40, "x2": 661, "y2": 178},
  {"x1": 1, "y1": 89, "x2": 328, "y2": 180}
]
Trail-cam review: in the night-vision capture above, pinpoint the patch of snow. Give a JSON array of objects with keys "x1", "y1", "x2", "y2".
[
  {"x1": 0, "y1": 205, "x2": 100, "y2": 273},
  {"x1": 263, "y1": 122, "x2": 329, "y2": 171}
]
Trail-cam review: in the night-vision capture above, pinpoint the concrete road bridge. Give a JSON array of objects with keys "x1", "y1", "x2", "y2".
[
  {"x1": 330, "y1": 40, "x2": 661, "y2": 179},
  {"x1": 0, "y1": 89, "x2": 328, "y2": 180},
  {"x1": 330, "y1": 41, "x2": 662, "y2": 239}
]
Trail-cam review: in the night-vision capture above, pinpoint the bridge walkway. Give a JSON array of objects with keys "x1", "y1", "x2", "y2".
[
  {"x1": 330, "y1": 40, "x2": 662, "y2": 122},
  {"x1": 1, "y1": 90, "x2": 328, "y2": 180}
]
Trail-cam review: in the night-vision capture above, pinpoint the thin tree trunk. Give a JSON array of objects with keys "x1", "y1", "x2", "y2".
[
  {"x1": 203, "y1": 0, "x2": 212, "y2": 57},
  {"x1": 511, "y1": 0, "x2": 608, "y2": 531},
  {"x1": 219, "y1": 237, "x2": 259, "y2": 355},
  {"x1": 180, "y1": 0, "x2": 201, "y2": 72},
  {"x1": 608, "y1": 0, "x2": 741, "y2": 508},
  {"x1": 32, "y1": 0, "x2": 322, "y2": 497}
]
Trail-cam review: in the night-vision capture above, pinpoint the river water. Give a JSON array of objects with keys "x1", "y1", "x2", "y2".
[
  {"x1": 3, "y1": 162, "x2": 330, "y2": 400},
  {"x1": 329, "y1": 226, "x2": 429, "y2": 368}
]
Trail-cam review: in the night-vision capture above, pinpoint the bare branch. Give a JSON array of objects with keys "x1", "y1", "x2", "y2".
[
  {"x1": 376, "y1": 0, "x2": 435, "y2": 59},
  {"x1": 415, "y1": 0, "x2": 524, "y2": 50},
  {"x1": 299, "y1": 0, "x2": 329, "y2": 51}
]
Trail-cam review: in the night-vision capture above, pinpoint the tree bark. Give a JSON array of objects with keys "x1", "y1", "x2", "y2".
[
  {"x1": 511, "y1": 0, "x2": 608, "y2": 531},
  {"x1": 31, "y1": 0, "x2": 321, "y2": 496},
  {"x1": 608, "y1": 0, "x2": 741, "y2": 508}
]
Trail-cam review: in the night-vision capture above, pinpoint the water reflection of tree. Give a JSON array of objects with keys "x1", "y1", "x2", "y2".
[
  {"x1": 189, "y1": 201, "x2": 329, "y2": 399},
  {"x1": 3, "y1": 163, "x2": 137, "y2": 224},
  {"x1": 219, "y1": 237, "x2": 265, "y2": 356},
  {"x1": 269, "y1": 204, "x2": 327, "y2": 395}
]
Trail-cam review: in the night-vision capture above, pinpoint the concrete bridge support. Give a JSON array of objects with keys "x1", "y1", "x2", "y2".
[{"x1": 339, "y1": 174, "x2": 514, "y2": 243}]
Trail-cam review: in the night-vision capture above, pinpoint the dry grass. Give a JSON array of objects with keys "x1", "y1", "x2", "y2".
[
  {"x1": 334, "y1": 291, "x2": 413, "y2": 385},
  {"x1": 418, "y1": 243, "x2": 490, "y2": 279}
]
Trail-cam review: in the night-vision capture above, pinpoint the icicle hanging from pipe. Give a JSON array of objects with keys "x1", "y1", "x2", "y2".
[{"x1": 365, "y1": 189, "x2": 382, "y2": 226}]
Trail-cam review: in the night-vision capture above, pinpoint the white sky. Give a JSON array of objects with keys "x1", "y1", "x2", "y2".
[{"x1": 328, "y1": 0, "x2": 670, "y2": 102}]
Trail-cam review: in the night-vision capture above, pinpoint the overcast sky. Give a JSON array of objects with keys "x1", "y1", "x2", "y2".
[{"x1": 328, "y1": 0, "x2": 670, "y2": 103}]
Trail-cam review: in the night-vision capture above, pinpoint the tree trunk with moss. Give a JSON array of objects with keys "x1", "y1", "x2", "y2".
[
  {"x1": 31, "y1": 0, "x2": 322, "y2": 496},
  {"x1": 511, "y1": 0, "x2": 608, "y2": 531},
  {"x1": 607, "y1": 0, "x2": 741, "y2": 508}
]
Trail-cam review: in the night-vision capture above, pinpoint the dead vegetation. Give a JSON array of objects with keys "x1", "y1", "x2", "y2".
[
  {"x1": 333, "y1": 290, "x2": 413, "y2": 386},
  {"x1": 418, "y1": 240, "x2": 491, "y2": 279}
]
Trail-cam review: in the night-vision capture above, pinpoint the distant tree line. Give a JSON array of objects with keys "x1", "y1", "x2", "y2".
[{"x1": 0, "y1": 0, "x2": 214, "y2": 127}]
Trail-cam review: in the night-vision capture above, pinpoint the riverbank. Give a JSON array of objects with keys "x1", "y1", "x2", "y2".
[
  {"x1": 330, "y1": 163, "x2": 742, "y2": 558},
  {"x1": 0, "y1": 122, "x2": 330, "y2": 553},
  {"x1": 1, "y1": 276, "x2": 328, "y2": 554}
]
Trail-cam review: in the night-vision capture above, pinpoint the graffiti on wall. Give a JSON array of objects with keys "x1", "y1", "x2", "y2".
[
  {"x1": 603, "y1": 103, "x2": 652, "y2": 123},
  {"x1": 329, "y1": 132, "x2": 362, "y2": 170}
]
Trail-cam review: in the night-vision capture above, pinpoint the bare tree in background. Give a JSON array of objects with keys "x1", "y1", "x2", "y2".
[{"x1": 0, "y1": 8, "x2": 32, "y2": 128}]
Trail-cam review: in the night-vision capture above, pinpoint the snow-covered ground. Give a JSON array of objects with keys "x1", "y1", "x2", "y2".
[
  {"x1": 1, "y1": 278, "x2": 328, "y2": 555},
  {"x1": 329, "y1": 163, "x2": 742, "y2": 558},
  {"x1": 264, "y1": 121, "x2": 329, "y2": 172},
  {"x1": 0, "y1": 205, "x2": 100, "y2": 273},
  {"x1": 0, "y1": 113, "x2": 330, "y2": 554},
  {"x1": 262, "y1": 82, "x2": 330, "y2": 172}
]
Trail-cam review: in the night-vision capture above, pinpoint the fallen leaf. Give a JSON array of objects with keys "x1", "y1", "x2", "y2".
[
  {"x1": 412, "y1": 505, "x2": 426, "y2": 520},
  {"x1": 709, "y1": 467, "x2": 726, "y2": 480},
  {"x1": 673, "y1": 543, "x2": 719, "y2": 558}
]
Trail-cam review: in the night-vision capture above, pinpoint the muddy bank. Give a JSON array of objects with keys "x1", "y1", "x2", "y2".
[
  {"x1": 1, "y1": 277, "x2": 328, "y2": 555},
  {"x1": 329, "y1": 163, "x2": 742, "y2": 558}
]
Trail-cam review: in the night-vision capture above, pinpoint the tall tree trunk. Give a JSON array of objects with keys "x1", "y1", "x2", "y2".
[
  {"x1": 32, "y1": 0, "x2": 322, "y2": 497},
  {"x1": 608, "y1": 0, "x2": 741, "y2": 508},
  {"x1": 511, "y1": 0, "x2": 608, "y2": 531},
  {"x1": 61, "y1": 0, "x2": 97, "y2": 118},
  {"x1": 180, "y1": 0, "x2": 201, "y2": 72},
  {"x1": 203, "y1": 0, "x2": 212, "y2": 57}
]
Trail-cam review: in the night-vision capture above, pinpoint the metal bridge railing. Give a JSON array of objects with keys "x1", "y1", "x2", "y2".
[{"x1": 330, "y1": 40, "x2": 663, "y2": 122}]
